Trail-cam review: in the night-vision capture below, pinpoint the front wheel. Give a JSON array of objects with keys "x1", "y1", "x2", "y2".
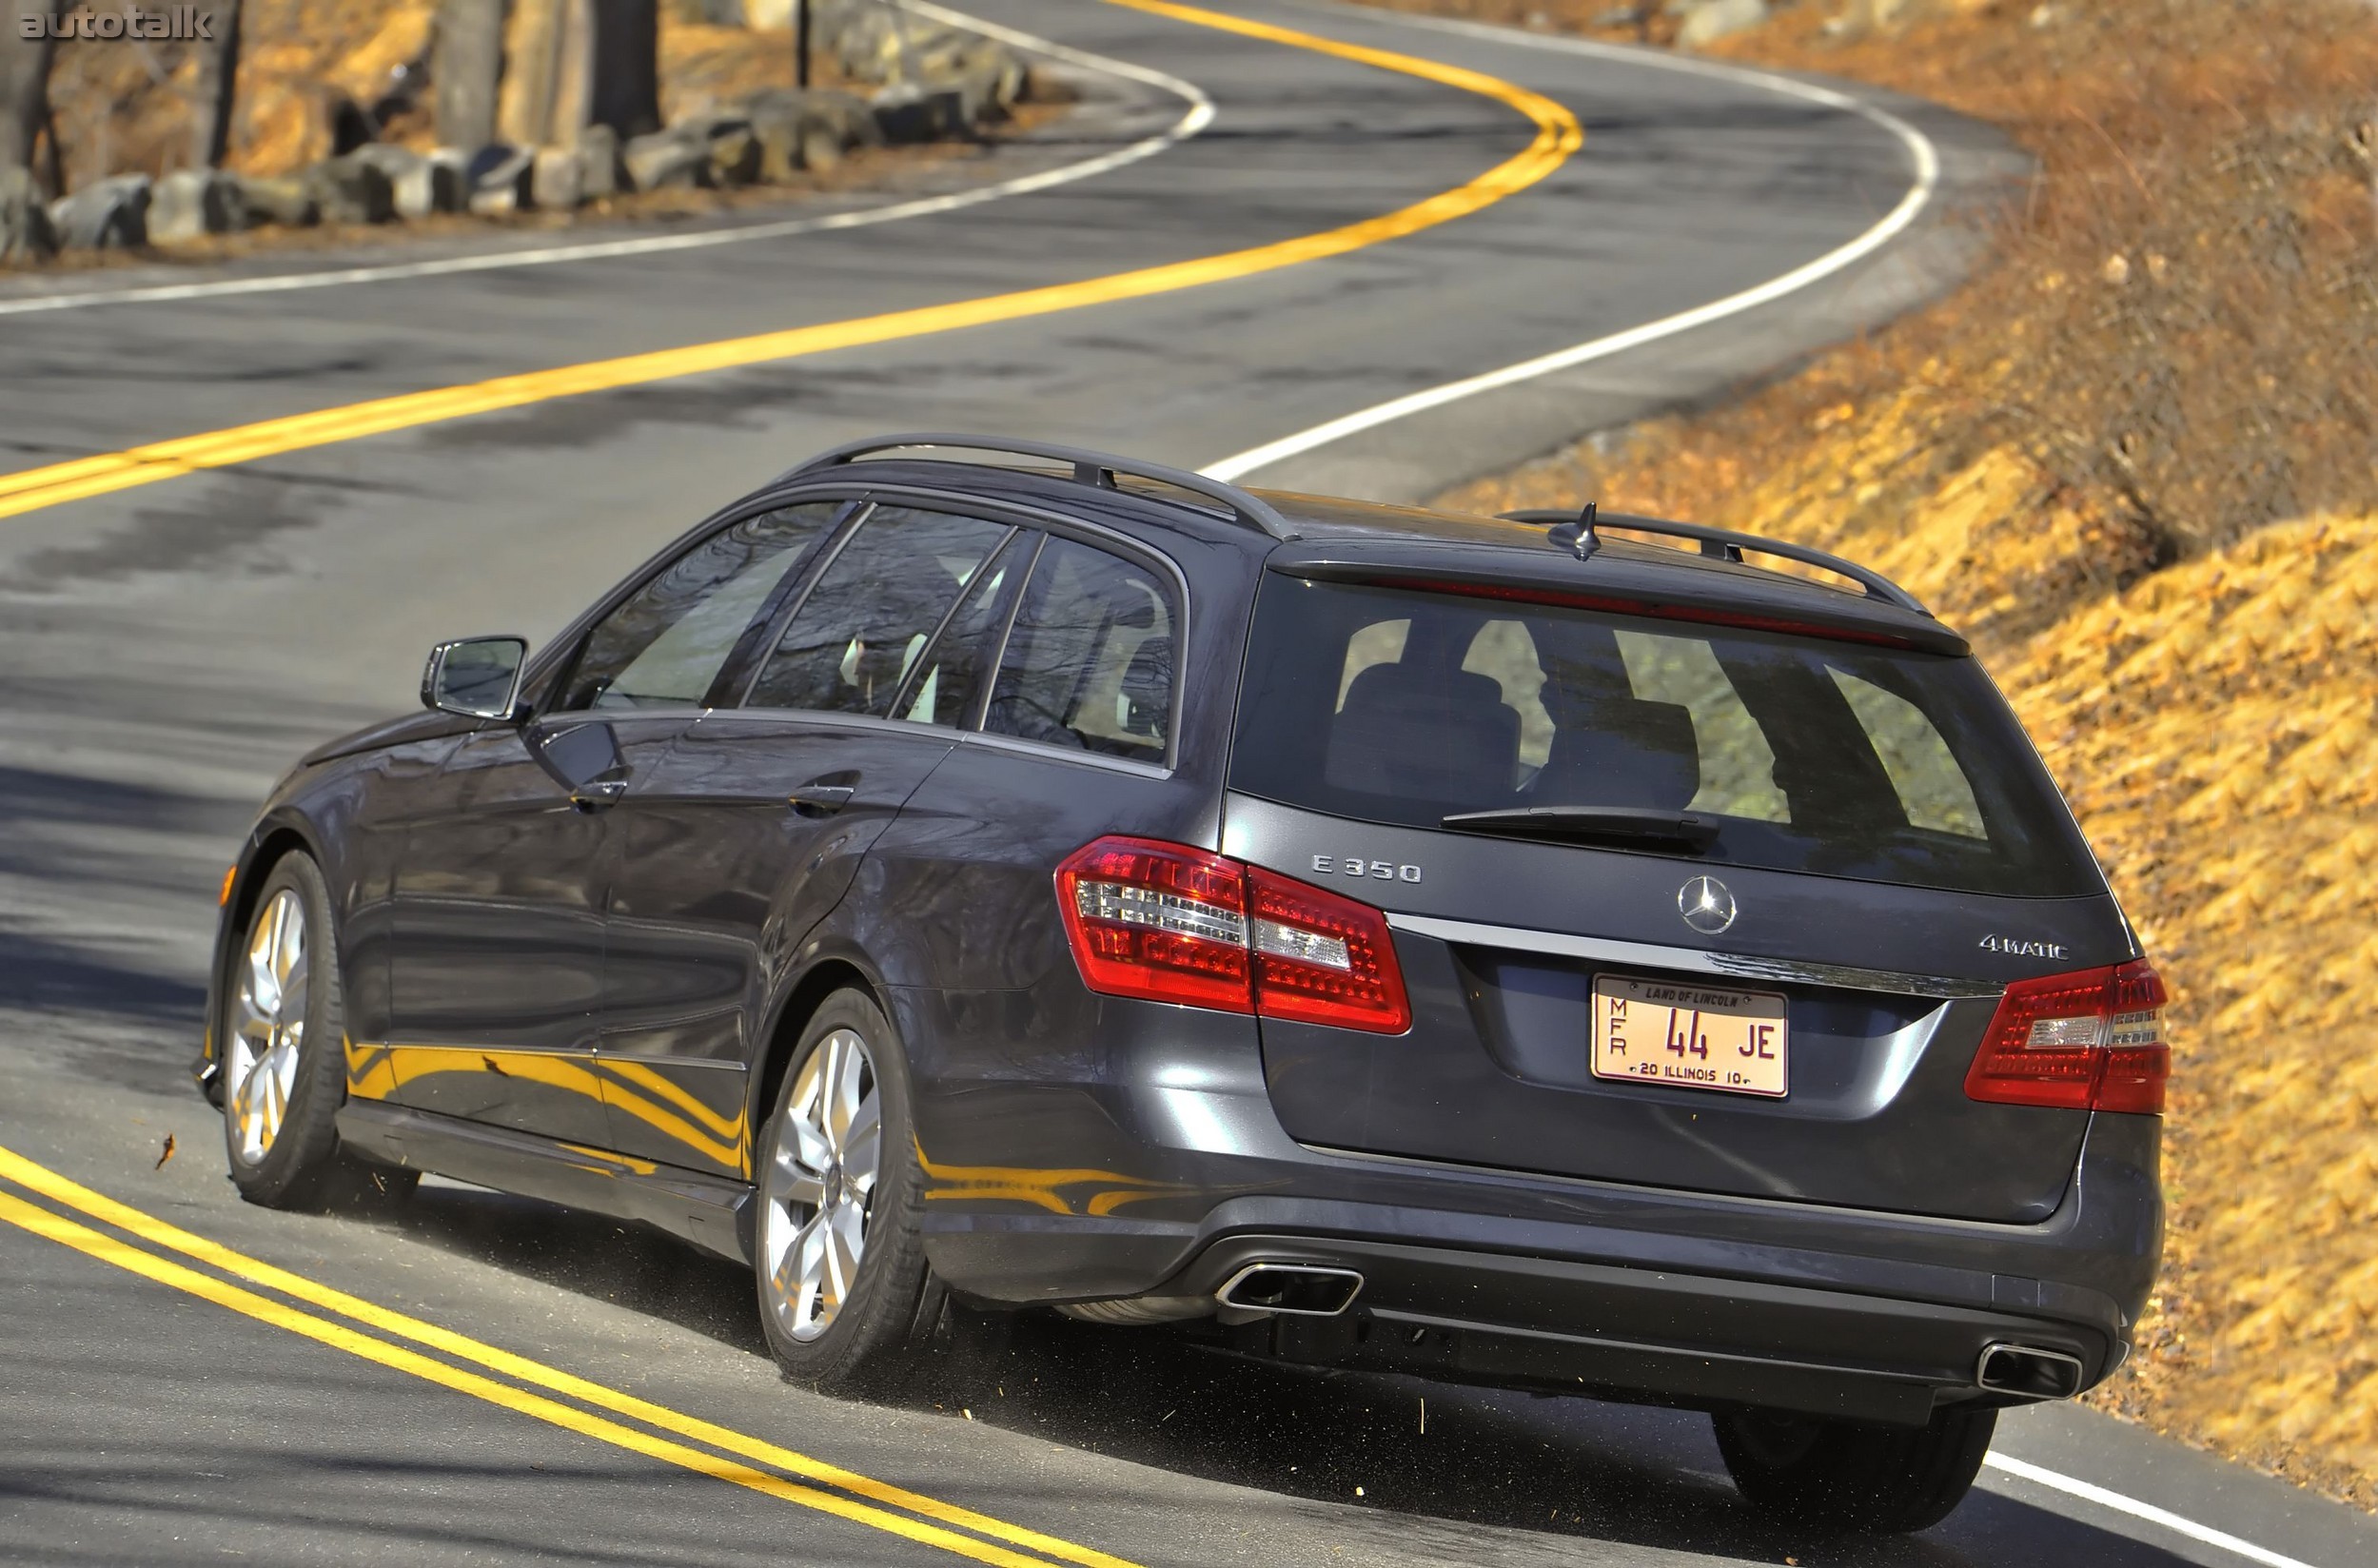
[
  {"x1": 753, "y1": 989, "x2": 947, "y2": 1392},
  {"x1": 1713, "y1": 1403, "x2": 1996, "y2": 1534}
]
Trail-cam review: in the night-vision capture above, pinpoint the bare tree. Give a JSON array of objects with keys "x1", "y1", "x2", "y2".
[
  {"x1": 1, "y1": 0, "x2": 63, "y2": 179},
  {"x1": 188, "y1": 0, "x2": 244, "y2": 168},
  {"x1": 435, "y1": 0, "x2": 506, "y2": 150}
]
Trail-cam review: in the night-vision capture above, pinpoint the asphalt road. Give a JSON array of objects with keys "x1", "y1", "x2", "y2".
[{"x1": 3, "y1": 2, "x2": 2374, "y2": 1565}]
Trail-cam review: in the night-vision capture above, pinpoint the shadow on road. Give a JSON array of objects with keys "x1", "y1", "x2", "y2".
[{"x1": 376, "y1": 1182, "x2": 2203, "y2": 1568}]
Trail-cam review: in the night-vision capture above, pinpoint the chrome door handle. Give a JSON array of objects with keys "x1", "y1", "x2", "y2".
[
  {"x1": 787, "y1": 784, "x2": 855, "y2": 815},
  {"x1": 571, "y1": 776, "x2": 629, "y2": 812}
]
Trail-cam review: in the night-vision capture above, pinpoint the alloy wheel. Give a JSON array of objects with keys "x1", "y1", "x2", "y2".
[
  {"x1": 760, "y1": 1028, "x2": 882, "y2": 1343},
  {"x1": 226, "y1": 888, "x2": 308, "y2": 1166}
]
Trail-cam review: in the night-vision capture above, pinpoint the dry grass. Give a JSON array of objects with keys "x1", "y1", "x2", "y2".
[{"x1": 1427, "y1": 0, "x2": 2378, "y2": 1504}]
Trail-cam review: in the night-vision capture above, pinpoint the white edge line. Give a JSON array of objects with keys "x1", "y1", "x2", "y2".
[
  {"x1": 1984, "y1": 1453, "x2": 2325, "y2": 1568},
  {"x1": 1199, "y1": 8, "x2": 1940, "y2": 482},
  {"x1": 0, "y1": 2, "x2": 1214, "y2": 318}
]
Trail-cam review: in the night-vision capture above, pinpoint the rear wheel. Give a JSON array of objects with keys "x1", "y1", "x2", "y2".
[
  {"x1": 1714, "y1": 1403, "x2": 1996, "y2": 1534},
  {"x1": 220, "y1": 853, "x2": 414, "y2": 1210},
  {"x1": 754, "y1": 989, "x2": 950, "y2": 1392}
]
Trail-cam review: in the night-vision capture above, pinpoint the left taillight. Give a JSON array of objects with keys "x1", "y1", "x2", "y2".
[
  {"x1": 1055, "y1": 836, "x2": 1410, "y2": 1034},
  {"x1": 1965, "y1": 958, "x2": 2169, "y2": 1114}
]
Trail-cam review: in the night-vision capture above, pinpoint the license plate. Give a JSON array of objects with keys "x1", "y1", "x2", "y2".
[{"x1": 1590, "y1": 975, "x2": 1789, "y2": 1098}]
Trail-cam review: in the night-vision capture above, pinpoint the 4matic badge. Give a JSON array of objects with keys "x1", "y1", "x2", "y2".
[{"x1": 1978, "y1": 933, "x2": 2069, "y2": 959}]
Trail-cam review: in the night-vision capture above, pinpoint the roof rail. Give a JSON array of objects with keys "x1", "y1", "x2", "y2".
[
  {"x1": 1498, "y1": 507, "x2": 1931, "y2": 616},
  {"x1": 787, "y1": 433, "x2": 1294, "y2": 540}
]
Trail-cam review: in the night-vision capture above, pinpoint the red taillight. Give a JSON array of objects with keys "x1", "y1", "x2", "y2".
[
  {"x1": 1248, "y1": 867, "x2": 1411, "y2": 1033},
  {"x1": 1055, "y1": 837, "x2": 1410, "y2": 1034},
  {"x1": 1965, "y1": 959, "x2": 2169, "y2": 1114}
]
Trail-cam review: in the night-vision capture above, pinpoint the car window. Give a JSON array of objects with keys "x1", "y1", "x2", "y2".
[
  {"x1": 983, "y1": 537, "x2": 1174, "y2": 763},
  {"x1": 745, "y1": 506, "x2": 1012, "y2": 715},
  {"x1": 556, "y1": 503, "x2": 841, "y2": 714},
  {"x1": 892, "y1": 533, "x2": 1031, "y2": 729},
  {"x1": 1229, "y1": 577, "x2": 2101, "y2": 897}
]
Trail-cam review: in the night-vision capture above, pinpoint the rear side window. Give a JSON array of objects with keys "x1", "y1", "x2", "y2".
[
  {"x1": 984, "y1": 538, "x2": 1174, "y2": 763},
  {"x1": 1229, "y1": 578, "x2": 2100, "y2": 897},
  {"x1": 746, "y1": 505, "x2": 1012, "y2": 715},
  {"x1": 556, "y1": 502, "x2": 840, "y2": 713}
]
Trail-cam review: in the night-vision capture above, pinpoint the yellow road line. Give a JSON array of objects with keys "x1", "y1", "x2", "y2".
[
  {"x1": 0, "y1": 1187, "x2": 1078, "y2": 1568},
  {"x1": 0, "y1": 0, "x2": 1582, "y2": 522},
  {"x1": 0, "y1": 1145, "x2": 1136, "y2": 1568}
]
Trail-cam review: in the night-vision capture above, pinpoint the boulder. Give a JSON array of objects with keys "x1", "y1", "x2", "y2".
[
  {"x1": 802, "y1": 89, "x2": 882, "y2": 150},
  {"x1": 577, "y1": 125, "x2": 624, "y2": 201},
  {"x1": 147, "y1": 169, "x2": 244, "y2": 243},
  {"x1": 235, "y1": 173, "x2": 320, "y2": 228},
  {"x1": 872, "y1": 83, "x2": 966, "y2": 145},
  {"x1": 304, "y1": 152, "x2": 398, "y2": 225},
  {"x1": 699, "y1": 119, "x2": 762, "y2": 187},
  {"x1": 464, "y1": 145, "x2": 537, "y2": 215},
  {"x1": 49, "y1": 175, "x2": 151, "y2": 249},
  {"x1": 532, "y1": 146, "x2": 585, "y2": 209},
  {"x1": 622, "y1": 128, "x2": 711, "y2": 192},
  {"x1": 355, "y1": 145, "x2": 465, "y2": 220},
  {"x1": 0, "y1": 167, "x2": 57, "y2": 263},
  {"x1": 1677, "y1": 0, "x2": 1768, "y2": 47}
]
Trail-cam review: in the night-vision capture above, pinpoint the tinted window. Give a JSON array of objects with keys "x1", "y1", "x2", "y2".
[
  {"x1": 557, "y1": 503, "x2": 840, "y2": 713},
  {"x1": 746, "y1": 506, "x2": 1012, "y2": 715},
  {"x1": 1229, "y1": 578, "x2": 2100, "y2": 897},
  {"x1": 983, "y1": 538, "x2": 1174, "y2": 763},
  {"x1": 891, "y1": 533, "x2": 1029, "y2": 729}
]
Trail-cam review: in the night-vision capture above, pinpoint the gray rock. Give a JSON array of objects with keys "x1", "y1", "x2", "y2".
[
  {"x1": 49, "y1": 174, "x2": 151, "y2": 249},
  {"x1": 0, "y1": 167, "x2": 57, "y2": 262},
  {"x1": 354, "y1": 145, "x2": 462, "y2": 220},
  {"x1": 577, "y1": 126, "x2": 623, "y2": 201},
  {"x1": 1677, "y1": 0, "x2": 1768, "y2": 47},
  {"x1": 305, "y1": 152, "x2": 397, "y2": 225},
  {"x1": 622, "y1": 129, "x2": 711, "y2": 192},
  {"x1": 697, "y1": 117, "x2": 761, "y2": 187},
  {"x1": 464, "y1": 145, "x2": 536, "y2": 215},
  {"x1": 532, "y1": 146, "x2": 585, "y2": 209},
  {"x1": 147, "y1": 169, "x2": 244, "y2": 243},
  {"x1": 234, "y1": 173, "x2": 319, "y2": 228},
  {"x1": 802, "y1": 89, "x2": 882, "y2": 150}
]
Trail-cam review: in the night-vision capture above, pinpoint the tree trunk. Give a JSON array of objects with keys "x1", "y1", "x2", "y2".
[
  {"x1": 582, "y1": 0, "x2": 658, "y2": 142},
  {"x1": 1, "y1": 0, "x2": 63, "y2": 175},
  {"x1": 498, "y1": 0, "x2": 567, "y2": 148},
  {"x1": 434, "y1": 0, "x2": 506, "y2": 150},
  {"x1": 188, "y1": 0, "x2": 243, "y2": 169}
]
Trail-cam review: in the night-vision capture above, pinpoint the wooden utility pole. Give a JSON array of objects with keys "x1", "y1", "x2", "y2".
[
  {"x1": 796, "y1": 0, "x2": 811, "y2": 89},
  {"x1": 434, "y1": 0, "x2": 505, "y2": 150},
  {"x1": 188, "y1": 0, "x2": 244, "y2": 168},
  {"x1": 1, "y1": 0, "x2": 63, "y2": 177}
]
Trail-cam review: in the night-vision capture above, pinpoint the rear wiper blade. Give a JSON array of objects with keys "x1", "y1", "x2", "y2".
[{"x1": 1440, "y1": 805, "x2": 1720, "y2": 852}]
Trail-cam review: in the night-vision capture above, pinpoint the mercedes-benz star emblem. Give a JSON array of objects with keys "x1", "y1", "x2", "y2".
[{"x1": 1679, "y1": 875, "x2": 1737, "y2": 935}]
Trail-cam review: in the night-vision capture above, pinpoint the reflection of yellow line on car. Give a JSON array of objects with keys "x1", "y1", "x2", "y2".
[
  {"x1": 0, "y1": 1144, "x2": 1142, "y2": 1568},
  {"x1": 917, "y1": 1142, "x2": 1192, "y2": 1217},
  {"x1": 342, "y1": 1038, "x2": 402, "y2": 1101},
  {"x1": 0, "y1": 0, "x2": 1582, "y2": 523},
  {"x1": 350, "y1": 1045, "x2": 746, "y2": 1172},
  {"x1": 598, "y1": 1058, "x2": 747, "y2": 1144}
]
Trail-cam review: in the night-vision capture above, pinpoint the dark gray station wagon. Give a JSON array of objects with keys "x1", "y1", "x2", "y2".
[{"x1": 200, "y1": 435, "x2": 2166, "y2": 1534}]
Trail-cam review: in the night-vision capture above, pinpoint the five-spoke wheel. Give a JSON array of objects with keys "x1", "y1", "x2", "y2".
[
  {"x1": 759, "y1": 1026, "x2": 884, "y2": 1343},
  {"x1": 225, "y1": 887, "x2": 308, "y2": 1166}
]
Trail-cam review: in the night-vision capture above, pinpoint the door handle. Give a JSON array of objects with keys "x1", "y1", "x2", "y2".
[
  {"x1": 571, "y1": 776, "x2": 630, "y2": 812},
  {"x1": 787, "y1": 783, "x2": 855, "y2": 815}
]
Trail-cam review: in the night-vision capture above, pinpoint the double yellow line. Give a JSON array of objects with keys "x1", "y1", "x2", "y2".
[
  {"x1": 0, "y1": 0, "x2": 1582, "y2": 523},
  {"x1": 0, "y1": 1143, "x2": 1135, "y2": 1568}
]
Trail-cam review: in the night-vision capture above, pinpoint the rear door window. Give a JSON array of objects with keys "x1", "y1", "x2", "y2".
[
  {"x1": 745, "y1": 505, "x2": 1013, "y2": 716},
  {"x1": 1229, "y1": 577, "x2": 2100, "y2": 896},
  {"x1": 983, "y1": 538, "x2": 1174, "y2": 763}
]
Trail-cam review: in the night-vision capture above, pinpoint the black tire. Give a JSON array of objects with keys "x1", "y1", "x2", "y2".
[
  {"x1": 1714, "y1": 1403, "x2": 1996, "y2": 1534},
  {"x1": 218, "y1": 853, "x2": 415, "y2": 1211},
  {"x1": 753, "y1": 989, "x2": 948, "y2": 1393}
]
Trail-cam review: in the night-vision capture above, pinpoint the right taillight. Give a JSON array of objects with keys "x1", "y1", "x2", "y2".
[
  {"x1": 1965, "y1": 959, "x2": 2169, "y2": 1114},
  {"x1": 1054, "y1": 836, "x2": 1410, "y2": 1034}
]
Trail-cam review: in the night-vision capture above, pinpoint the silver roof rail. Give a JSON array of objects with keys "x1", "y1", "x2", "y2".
[
  {"x1": 1499, "y1": 507, "x2": 1932, "y2": 616},
  {"x1": 787, "y1": 433, "x2": 1294, "y2": 540}
]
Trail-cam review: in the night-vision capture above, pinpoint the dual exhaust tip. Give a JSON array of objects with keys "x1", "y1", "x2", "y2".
[
  {"x1": 1975, "y1": 1342, "x2": 2085, "y2": 1400},
  {"x1": 1215, "y1": 1263, "x2": 1365, "y2": 1318}
]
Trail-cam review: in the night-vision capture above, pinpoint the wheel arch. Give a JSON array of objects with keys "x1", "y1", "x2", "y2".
[
  {"x1": 201, "y1": 817, "x2": 334, "y2": 1104},
  {"x1": 748, "y1": 952, "x2": 891, "y2": 1147}
]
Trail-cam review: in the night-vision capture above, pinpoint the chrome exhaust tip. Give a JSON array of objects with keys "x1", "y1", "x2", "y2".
[
  {"x1": 1214, "y1": 1263, "x2": 1364, "y2": 1317},
  {"x1": 1975, "y1": 1342, "x2": 2086, "y2": 1400}
]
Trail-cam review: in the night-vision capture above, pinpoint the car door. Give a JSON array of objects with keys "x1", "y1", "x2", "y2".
[
  {"x1": 381, "y1": 500, "x2": 845, "y2": 1147},
  {"x1": 595, "y1": 502, "x2": 1026, "y2": 1176}
]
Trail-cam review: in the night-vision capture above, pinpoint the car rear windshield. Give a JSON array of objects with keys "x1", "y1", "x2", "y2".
[{"x1": 1228, "y1": 577, "x2": 2104, "y2": 898}]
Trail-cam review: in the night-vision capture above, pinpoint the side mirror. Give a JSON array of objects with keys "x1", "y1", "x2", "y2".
[{"x1": 422, "y1": 636, "x2": 527, "y2": 720}]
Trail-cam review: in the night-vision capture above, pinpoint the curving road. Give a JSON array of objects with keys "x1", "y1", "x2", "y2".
[{"x1": 1, "y1": 2, "x2": 2372, "y2": 1564}]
